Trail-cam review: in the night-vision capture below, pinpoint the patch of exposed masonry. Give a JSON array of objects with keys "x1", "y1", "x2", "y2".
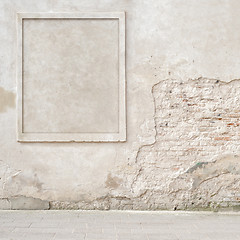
[
  {"x1": 128, "y1": 77, "x2": 240, "y2": 211},
  {"x1": 2, "y1": 78, "x2": 239, "y2": 210},
  {"x1": 49, "y1": 77, "x2": 240, "y2": 211}
]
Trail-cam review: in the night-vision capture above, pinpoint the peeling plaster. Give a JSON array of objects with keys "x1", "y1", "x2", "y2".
[
  {"x1": 50, "y1": 78, "x2": 240, "y2": 211},
  {"x1": 2, "y1": 0, "x2": 240, "y2": 211},
  {"x1": 0, "y1": 160, "x2": 21, "y2": 197},
  {"x1": 125, "y1": 78, "x2": 240, "y2": 210},
  {"x1": 186, "y1": 154, "x2": 240, "y2": 189}
]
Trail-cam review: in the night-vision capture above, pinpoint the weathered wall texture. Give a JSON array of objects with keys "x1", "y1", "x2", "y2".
[{"x1": 1, "y1": 0, "x2": 240, "y2": 210}]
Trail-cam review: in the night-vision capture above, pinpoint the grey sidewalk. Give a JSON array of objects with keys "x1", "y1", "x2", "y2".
[{"x1": 0, "y1": 210, "x2": 240, "y2": 240}]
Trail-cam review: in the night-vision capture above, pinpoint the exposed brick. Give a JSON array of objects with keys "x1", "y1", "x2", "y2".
[
  {"x1": 131, "y1": 78, "x2": 240, "y2": 210},
  {"x1": 214, "y1": 137, "x2": 231, "y2": 141}
]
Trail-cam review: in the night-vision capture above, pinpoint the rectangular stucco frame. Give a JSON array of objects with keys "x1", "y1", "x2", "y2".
[{"x1": 17, "y1": 12, "x2": 126, "y2": 142}]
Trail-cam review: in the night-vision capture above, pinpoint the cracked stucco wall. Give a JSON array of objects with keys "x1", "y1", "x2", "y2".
[
  {"x1": 1, "y1": 0, "x2": 240, "y2": 210},
  {"x1": 128, "y1": 78, "x2": 240, "y2": 210}
]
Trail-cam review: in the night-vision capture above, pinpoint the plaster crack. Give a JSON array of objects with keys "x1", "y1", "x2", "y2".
[
  {"x1": 197, "y1": 172, "x2": 229, "y2": 188},
  {"x1": 135, "y1": 81, "x2": 160, "y2": 164},
  {"x1": 210, "y1": 186, "x2": 223, "y2": 198}
]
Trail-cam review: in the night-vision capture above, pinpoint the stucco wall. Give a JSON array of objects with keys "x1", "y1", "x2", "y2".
[{"x1": 0, "y1": 0, "x2": 240, "y2": 210}]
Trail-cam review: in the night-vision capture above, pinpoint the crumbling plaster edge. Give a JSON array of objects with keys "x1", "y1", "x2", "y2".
[{"x1": 134, "y1": 76, "x2": 240, "y2": 165}]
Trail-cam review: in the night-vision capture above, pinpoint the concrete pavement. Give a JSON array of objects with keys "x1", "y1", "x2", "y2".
[{"x1": 0, "y1": 210, "x2": 240, "y2": 240}]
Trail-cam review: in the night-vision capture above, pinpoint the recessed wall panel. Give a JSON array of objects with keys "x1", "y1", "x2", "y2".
[{"x1": 17, "y1": 12, "x2": 126, "y2": 142}]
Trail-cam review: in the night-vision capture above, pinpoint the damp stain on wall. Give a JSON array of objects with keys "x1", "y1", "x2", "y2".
[{"x1": 0, "y1": 87, "x2": 15, "y2": 113}]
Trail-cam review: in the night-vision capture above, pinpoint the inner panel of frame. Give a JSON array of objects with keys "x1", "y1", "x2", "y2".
[{"x1": 22, "y1": 18, "x2": 119, "y2": 134}]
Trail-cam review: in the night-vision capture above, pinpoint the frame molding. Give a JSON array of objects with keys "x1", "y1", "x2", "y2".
[{"x1": 17, "y1": 12, "x2": 126, "y2": 142}]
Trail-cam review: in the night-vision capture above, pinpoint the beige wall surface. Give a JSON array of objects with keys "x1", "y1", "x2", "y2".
[
  {"x1": 23, "y1": 18, "x2": 119, "y2": 134},
  {"x1": 0, "y1": 0, "x2": 240, "y2": 210}
]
